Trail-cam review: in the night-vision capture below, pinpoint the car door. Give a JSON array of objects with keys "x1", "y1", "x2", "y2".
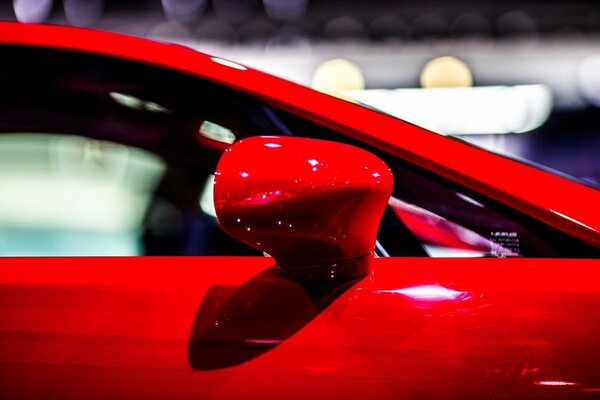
[{"x1": 1, "y1": 24, "x2": 600, "y2": 399}]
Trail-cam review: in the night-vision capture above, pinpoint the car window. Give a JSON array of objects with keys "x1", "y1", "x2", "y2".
[
  {"x1": 0, "y1": 134, "x2": 164, "y2": 255},
  {"x1": 268, "y1": 107, "x2": 600, "y2": 258},
  {"x1": 0, "y1": 45, "x2": 597, "y2": 258},
  {"x1": 0, "y1": 45, "x2": 278, "y2": 256}
]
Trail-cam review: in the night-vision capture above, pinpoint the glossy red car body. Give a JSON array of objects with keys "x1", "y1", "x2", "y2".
[{"x1": 1, "y1": 22, "x2": 600, "y2": 399}]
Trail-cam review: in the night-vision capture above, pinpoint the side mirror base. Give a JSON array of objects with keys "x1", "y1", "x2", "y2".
[{"x1": 278, "y1": 254, "x2": 372, "y2": 281}]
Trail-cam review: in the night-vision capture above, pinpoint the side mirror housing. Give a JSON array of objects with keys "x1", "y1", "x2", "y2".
[{"x1": 214, "y1": 136, "x2": 393, "y2": 280}]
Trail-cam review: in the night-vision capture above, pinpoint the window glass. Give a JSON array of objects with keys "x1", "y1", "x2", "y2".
[
  {"x1": 269, "y1": 108, "x2": 600, "y2": 258},
  {"x1": 344, "y1": 86, "x2": 600, "y2": 190},
  {"x1": 0, "y1": 134, "x2": 164, "y2": 255},
  {"x1": 0, "y1": 45, "x2": 274, "y2": 256},
  {"x1": 0, "y1": 45, "x2": 597, "y2": 258}
]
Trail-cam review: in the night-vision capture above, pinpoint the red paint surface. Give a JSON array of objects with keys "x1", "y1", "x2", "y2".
[
  {"x1": 0, "y1": 23, "x2": 598, "y2": 247},
  {"x1": 2, "y1": 257, "x2": 600, "y2": 399},
  {"x1": 214, "y1": 136, "x2": 393, "y2": 277},
  {"x1": 1, "y1": 23, "x2": 600, "y2": 399}
]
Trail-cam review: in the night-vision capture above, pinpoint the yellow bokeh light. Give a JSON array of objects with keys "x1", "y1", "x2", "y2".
[
  {"x1": 311, "y1": 58, "x2": 365, "y2": 99},
  {"x1": 420, "y1": 56, "x2": 473, "y2": 88}
]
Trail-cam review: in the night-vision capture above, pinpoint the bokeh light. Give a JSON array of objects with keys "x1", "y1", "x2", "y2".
[
  {"x1": 13, "y1": 0, "x2": 53, "y2": 23},
  {"x1": 323, "y1": 16, "x2": 365, "y2": 41},
  {"x1": 344, "y1": 85, "x2": 552, "y2": 135},
  {"x1": 420, "y1": 56, "x2": 473, "y2": 88},
  {"x1": 312, "y1": 58, "x2": 365, "y2": 96},
  {"x1": 578, "y1": 55, "x2": 600, "y2": 106},
  {"x1": 161, "y1": 0, "x2": 206, "y2": 24},
  {"x1": 497, "y1": 11, "x2": 537, "y2": 38},
  {"x1": 63, "y1": 0, "x2": 104, "y2": 27}
]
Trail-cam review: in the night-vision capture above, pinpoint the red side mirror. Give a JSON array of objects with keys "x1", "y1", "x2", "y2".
[{"x1": 214, "y1": 136, "x2": 393, "y2": 280}]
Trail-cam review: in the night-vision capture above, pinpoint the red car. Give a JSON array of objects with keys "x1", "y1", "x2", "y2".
[{"x1": 1, "y1": 22, "x2": 599, "y2": 399}]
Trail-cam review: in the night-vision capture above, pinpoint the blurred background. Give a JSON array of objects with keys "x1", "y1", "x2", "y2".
[{"x1": 2, "y1": 0, "x2": 600, "y2": 187}]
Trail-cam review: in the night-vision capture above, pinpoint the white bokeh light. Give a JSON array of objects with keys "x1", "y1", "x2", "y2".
[
  {"x1": 161, "y1": 0, "x2": 206, "y2": 23},
  {"x1": 63, "y1": 0, "x2": 104, "y2": 27},
  {"x1": 579, "y1": 55, "x2": 600, "y2": 107},
  {"x1": 13, "y1": 0, "x2": 53, "y2": 23},
  {"x1": 344, "y1": 85, "x2": 552, "y2": 135}
]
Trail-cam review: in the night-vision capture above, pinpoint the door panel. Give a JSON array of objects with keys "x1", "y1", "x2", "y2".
[{"x1": 2, "y1": 256, "x2": 600, "y2": 399}]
